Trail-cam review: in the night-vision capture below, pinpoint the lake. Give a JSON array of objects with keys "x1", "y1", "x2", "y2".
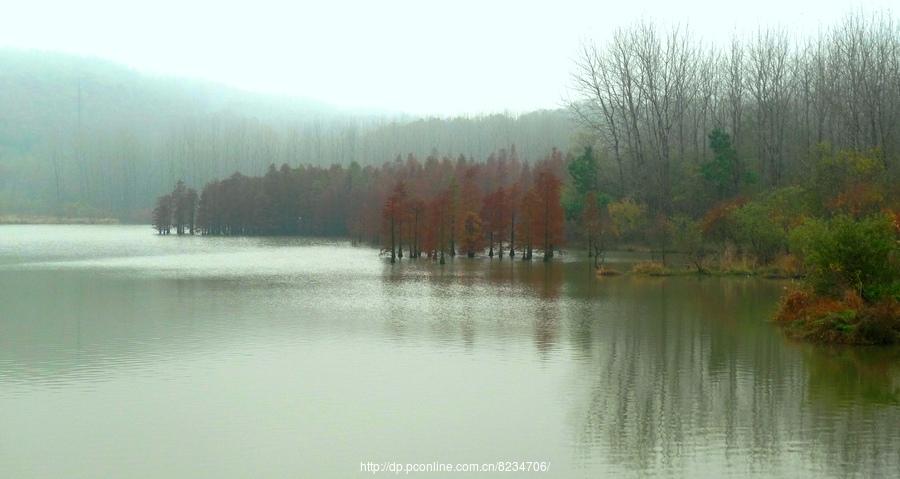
[{"x1": 1, "y1": 225, "x2": 898, "y2": 478}]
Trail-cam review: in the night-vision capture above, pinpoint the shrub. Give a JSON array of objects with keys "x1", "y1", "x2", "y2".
[
  {"x1": 608, "y1": 198, "x2": 647, "y2": 244},
  {"x1": 701, "y1": 198, "x2": 745, "y2": 248},
  {"x1": 731, "y1": 201, "x2": 786, "y2": 264},
  {"x1": 673, "y1": 215, "x2": 709, "y2": 273},
  {"x1": 811, "y1": 146, "x2": 887, "y2": 218},
  {"x1": 774, "y1": 287, "x2": 900, "y2": 344},
  {"x1": 774, "y1": 288, "x2": 814, "y2": 324},
  {"x1": 758, "y1": 254, "x2": 802, "y2": 278},
  {"x1": 631, "y1": 261, "x2": 667, "y2": 276},
  {"x1": 596, "y1": 267, "x2": 621, "y2": 277},
  {"x1": 857, "y1": 299, "x2": 900, "y2": 344},
  {"x1": 790, "y1": 213, "x2": 899, "y2": 302}
]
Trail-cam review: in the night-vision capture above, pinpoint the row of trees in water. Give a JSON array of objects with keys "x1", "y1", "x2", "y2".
[
  {"x1": 150, "y1": 130, "x2": 897, "y2": 267},
  {"x1": 380, "y1": 151, "x2": 565, "y2": 263},
  {"x1": 151, "y1": 181, "x2": 198, "y2": 235},
  {"x1": 153, "y1": 147, "x2": 570, "y2": 262}
]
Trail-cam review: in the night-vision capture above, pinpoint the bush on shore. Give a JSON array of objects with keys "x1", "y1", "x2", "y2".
[
  {"x1": 790, "y1": 214, "x2": 899, "y2": 302},
  {"x1": 775, "y1": 212, "x2": 900, "y2": 344},
  {"x1": 775, "y1": 288, "x2": 900, "y2": 344},
  {"x1": 631, "y1": 261, "x2": 669, "y2": 276}
]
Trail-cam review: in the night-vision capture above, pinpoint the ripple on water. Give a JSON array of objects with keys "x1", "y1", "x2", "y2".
[{"x1": 1, "y1": 225, "x2": 898, "y2": 478}]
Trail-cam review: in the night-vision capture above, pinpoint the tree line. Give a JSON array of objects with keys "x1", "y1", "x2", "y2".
[
  {"x1": 152, "y1": 180, "x2": 198, "y2": 235},
  {"x1": 153, "y1": 146, "x2": 572, "y2": 262},
  {"x1": 560, "y1": 11, "x2": 900, "y2": 271},
  {"x1": 570, "y1": 12, "x2": 900, "y2": 219},
  {"x1": 151, "y1": 133, "x2": 897, "y2": 272},
  {"x1": 150, "y1": 12, "x2": 899, "y2": 273}
]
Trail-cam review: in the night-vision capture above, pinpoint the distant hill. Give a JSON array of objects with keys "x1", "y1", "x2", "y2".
[
  {"x1": 0, "y1": 49, "x2": 347, "y2": 151},
  {"x1": 0, "y1": 50, "x2": 574, "y2": 221}
]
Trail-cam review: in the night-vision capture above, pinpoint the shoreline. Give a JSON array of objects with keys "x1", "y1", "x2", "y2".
[{"x1": 0, "y1": 215, "x2": 120, "y2": 225}]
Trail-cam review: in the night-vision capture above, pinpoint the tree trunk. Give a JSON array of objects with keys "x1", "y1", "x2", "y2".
[
  {"x1": 390, "y1": 215, "x2": 396, "y2": 264},
  {"x1": 509, "y1": 214, "x2": 516, "y2": 258}
]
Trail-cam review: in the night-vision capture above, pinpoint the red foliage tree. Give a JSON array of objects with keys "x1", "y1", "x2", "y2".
[
  {"x1": 532, "y1": 166, "x2": 564, "y2": 261},
  {"x1": 184, "y1": 146, "x2": 571, "y2": 264},
  {"x1": 518, "y1": 189, "x2": 538, "y2": 260},
  {"x1": 426, "y1": 189, "x2": 452, "y2": 264},
  {"x1": 481, "y1": 187, "x2": 509, "y2": 258},
  {"x1": 382, "y1": 181, "x2": 407, "y2": 263},
  {"x1": 456, "y1": 166, "x2": 482, "y2": 257},
  {"x1": 408, "y1": 198, "x2": 425, "y2": 258}
]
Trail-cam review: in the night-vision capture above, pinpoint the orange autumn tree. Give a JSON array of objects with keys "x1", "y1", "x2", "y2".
[
  {"x1": 408, "y1": 198, "x2": 425, "y2": 258},
  {"x1": 382, "y1": 181, "x2": 407, "y2": 263},
  {"x1": 518, "y1": 189, "x2": 538, "y2": 260},
  {"x1": 481, "y1": 187, "x2": 509, "y2": 258},
  {"x1": 457, "y1": 166, "x2": 483, "y2": 257},
  {"x1": 185, "y1": 145, "x2": 575, "y2": 264},
  {"x1": 446, "y1": 179, "x2": 459, "y2": 257},
  {"x1": 508, "y1": 164, "x2": 531, "y2": 258},
  {"x1": 461, "y1": 211, "x2": 483, "y2": 258},
  {"x1": 425, "y1": 188, "x2": 453, "y2": 264},
  {"x1": 532, "y1": 166, "x2": 564, "y2": 261}
]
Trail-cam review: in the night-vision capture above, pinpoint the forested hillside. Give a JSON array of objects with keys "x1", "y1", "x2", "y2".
[
  {"x1": 569, "y1": 13, "x2": 900, "y2": 214},
  {"x1": 0, "y1": 50, "x2": 573, "y2": 220}
]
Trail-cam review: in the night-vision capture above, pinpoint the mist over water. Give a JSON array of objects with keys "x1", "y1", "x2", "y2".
[{"x1": 1, "y1": 226, "x2": 897, "y2": 478}]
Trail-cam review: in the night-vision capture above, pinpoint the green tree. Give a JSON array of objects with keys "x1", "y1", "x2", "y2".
[
  {"x1": 152, "y1": 194, "x2": 172, "y2": 235},
  {"x1": 810, "y1": 146, "x2": 887, "y2": 218},
  {"x1": 564, "y1": 146, "x2": 600, "y2": 220},
  {"x1": 732, "y1": 201, "x2": 785, "y2": 265},
  {"x1": 608, "y1": 198, "x2": 646, "y2": 244},
  {"x1": 568, "y1": 147, "x2": 599, "y2": 197},
  {"x1": 701, "y1": 128, "x2": 739, "y2": 199},
  {"x1": 673, "y1": 215, "x2": 709, "y2": 273},
  {"x1": 582, "y1": 191, "x2": 615, "y2": 268},
  {"x1": 790, "y1": 213, "x2": 899, "y2": 302}
]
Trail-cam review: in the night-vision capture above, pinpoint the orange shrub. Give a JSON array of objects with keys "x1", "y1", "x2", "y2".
[{"x1": 775, "y1": 287, "x2": 899, "y2": 344}]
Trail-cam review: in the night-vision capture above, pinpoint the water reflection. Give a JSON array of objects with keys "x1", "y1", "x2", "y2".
[
  {"x1": 565, "y1": 278, "x2": 900, "y2": 477},
  {"x1": 1, "y1": 226, "x2": 898, "y2": 478},
  {"x1": 800, "y1": 345, "x2": 900, "y2": 405}
]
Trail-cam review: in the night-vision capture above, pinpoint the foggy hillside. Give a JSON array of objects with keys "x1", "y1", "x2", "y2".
[{"x1": 0, "y1": 50, "x2": 574, "y2": 221}]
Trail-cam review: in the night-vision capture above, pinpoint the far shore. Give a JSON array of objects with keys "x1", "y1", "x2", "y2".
[{"x1": 0, "y1": 215, "x2": 120, "y2": 225}]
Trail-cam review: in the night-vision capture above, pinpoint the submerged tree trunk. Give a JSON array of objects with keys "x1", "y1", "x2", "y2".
[
  {"x1": 397, "y1": 218, "x2": 403, "y2": 260},
  {"x1": 439, "y1": 217, "x2": 446, "y2": 265},
  {"x1": 412, "y1": 210, "x2": 419, "y2": 258},
  {"x1": 389, "y1": 215, "x2": 396, "y2": 264},
  {"x1": 509, "y1": 214, "x2": 516, "y2": 258}
]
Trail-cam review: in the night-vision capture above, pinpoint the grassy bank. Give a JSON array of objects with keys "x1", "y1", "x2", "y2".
[
  {"x1": 623, "y1": 254, "x2": 802, "y2": 279},
  {"x1": 617, "y1": 212, "x2": 900, "y2": 346}
]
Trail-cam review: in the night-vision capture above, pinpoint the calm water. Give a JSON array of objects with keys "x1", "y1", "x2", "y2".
[{"x1": 1, "y1": 225, "x2": 898, "y2": 478}]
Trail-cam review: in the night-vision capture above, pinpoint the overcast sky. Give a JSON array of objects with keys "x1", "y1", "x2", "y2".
[{"x1": 0, "y1": 0, "x2": 895, "y2": 116}]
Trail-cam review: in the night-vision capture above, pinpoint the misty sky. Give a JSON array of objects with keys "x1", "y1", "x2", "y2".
[{"x1": 1, "y1": 0, "x2": 894, "y2": 115}]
